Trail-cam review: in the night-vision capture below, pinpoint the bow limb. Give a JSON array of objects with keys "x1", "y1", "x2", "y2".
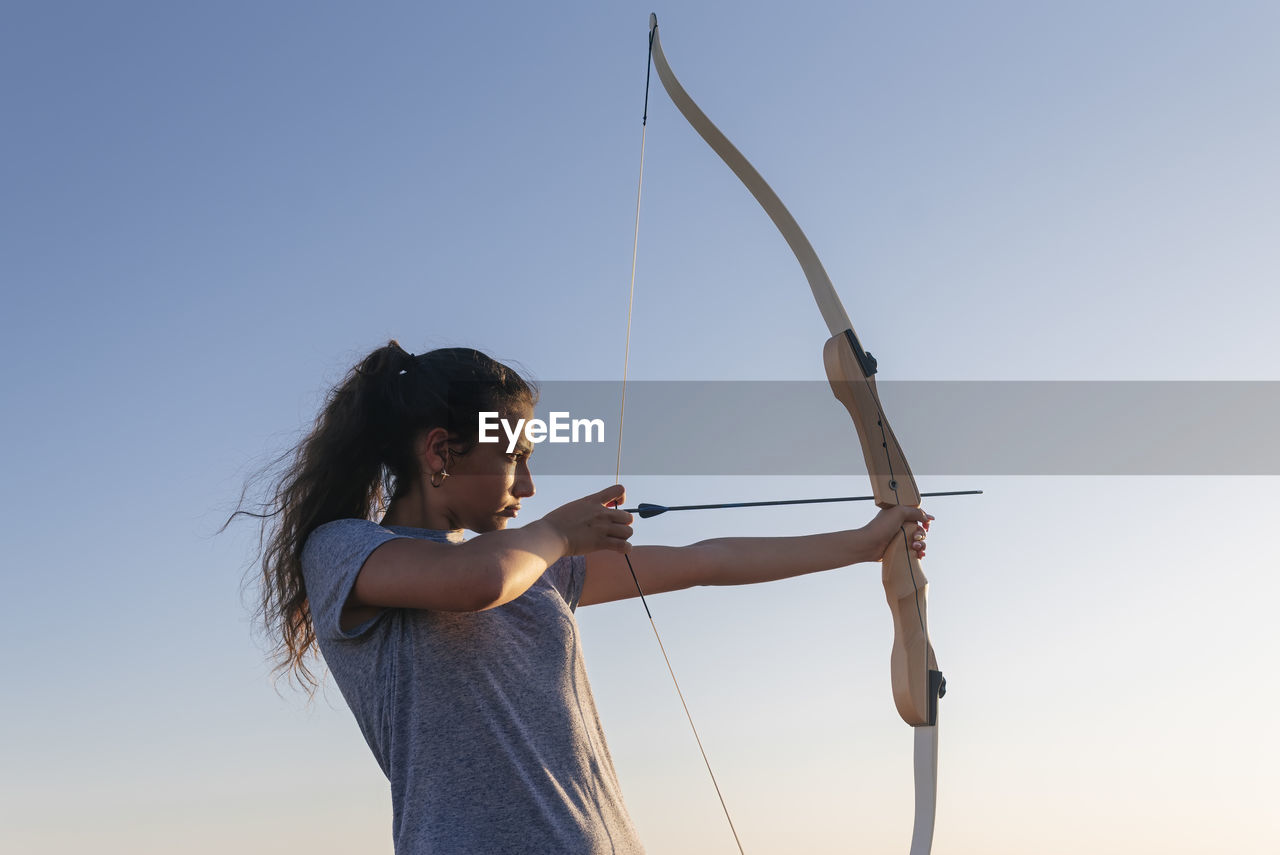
[{"x1": 647, "y1": 14, "x2": 943, "y2": 853}]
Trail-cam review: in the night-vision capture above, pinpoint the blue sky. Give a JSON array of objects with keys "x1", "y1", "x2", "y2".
[{"x1": 3, "y1": 2, "x2": 1278, "y2": 853}]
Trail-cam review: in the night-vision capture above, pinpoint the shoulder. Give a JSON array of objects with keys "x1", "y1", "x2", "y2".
[
  {"x1": 301, "y1": 519, "x2": 406, "y2": 593},
  {"x1": 303, "y1": 519, "x2": 408, "y2": 641},
  {"x1": 303, "y1": 519, "x2": 399, "y2": 562}
]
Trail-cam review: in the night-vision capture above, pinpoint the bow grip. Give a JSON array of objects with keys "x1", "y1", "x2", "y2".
[{"x1": 882, "y1": 530, "x2": 942, "y2": 726}]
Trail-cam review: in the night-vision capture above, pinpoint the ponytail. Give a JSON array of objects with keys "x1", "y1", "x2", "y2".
[{"x1": 234, "y1": 340, "x2": 534, "y2": 692}]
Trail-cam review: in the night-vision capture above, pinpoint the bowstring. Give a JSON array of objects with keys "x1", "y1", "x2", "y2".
[{"x1": 609, "y1": 23, "x2": 746, "y2": 855}]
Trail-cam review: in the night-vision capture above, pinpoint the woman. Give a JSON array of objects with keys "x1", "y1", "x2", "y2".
[{"x1": 247, "y1": 341, "x2": 930, "y2": 854}]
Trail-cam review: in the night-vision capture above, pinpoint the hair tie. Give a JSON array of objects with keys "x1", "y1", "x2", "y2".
[{"x1": 397, "y1": 349, "x2": 418, "y2": 376}]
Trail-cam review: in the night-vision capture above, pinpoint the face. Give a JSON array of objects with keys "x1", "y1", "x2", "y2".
[{"x1": 439, "y1": 406, "x2": 536, "y2": 533}]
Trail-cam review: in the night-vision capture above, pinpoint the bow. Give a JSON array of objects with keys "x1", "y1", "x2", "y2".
[{"x1": 645, "y1": 14, "x2": 945, "y2": 853}]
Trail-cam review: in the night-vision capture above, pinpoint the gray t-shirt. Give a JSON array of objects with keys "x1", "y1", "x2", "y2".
[{"x1": 301, "y1": 519, "x2": 645, "y2": 854}]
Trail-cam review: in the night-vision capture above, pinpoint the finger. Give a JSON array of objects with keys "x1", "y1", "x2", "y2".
[
  {"x1": 596, "y1": 483, "x2": 626, "y2": 507},
  {"x1": 605, "y1": 536, "x2": 633, "y2": 554}
]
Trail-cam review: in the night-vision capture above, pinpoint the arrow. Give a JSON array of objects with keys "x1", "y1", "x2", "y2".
[{"x1": 624, "y1": 489, "x2": 983, "y2": 518}]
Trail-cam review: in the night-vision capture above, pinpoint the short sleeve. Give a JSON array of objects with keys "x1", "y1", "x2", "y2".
[
  {"x1": 301, "y1": 519, "x2": 405, "y2": 641},
  {"x1": 544, "y1": 554, "x2": 586, "y2": 611}
]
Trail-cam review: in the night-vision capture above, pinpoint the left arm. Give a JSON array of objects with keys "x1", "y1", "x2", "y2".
[{"x1": 580, "y1": 505, "x2": 930, "y2": 606}]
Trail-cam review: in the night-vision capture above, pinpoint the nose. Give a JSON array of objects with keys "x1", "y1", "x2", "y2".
[{"x1": 513, "y1": 461, "x2": 535, "y2": 498}]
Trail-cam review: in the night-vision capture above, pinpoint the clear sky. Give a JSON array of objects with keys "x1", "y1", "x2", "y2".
[{"x1": 3, "y1": 2, "x2": 1278, "y2": 853}]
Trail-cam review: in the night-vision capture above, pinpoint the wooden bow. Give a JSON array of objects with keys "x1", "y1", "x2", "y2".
[{"x1": 646, "y1": 14, "x2": 945, "y2": 853}]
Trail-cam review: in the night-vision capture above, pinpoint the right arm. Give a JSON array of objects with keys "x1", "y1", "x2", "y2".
[{"x1": 345, "y1": 486, "x2": 634, "y2": 619}]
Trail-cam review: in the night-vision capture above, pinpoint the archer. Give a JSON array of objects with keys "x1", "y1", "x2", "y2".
[{"x1": 239, "y1": 340, "x2": 931, "y2": 854}]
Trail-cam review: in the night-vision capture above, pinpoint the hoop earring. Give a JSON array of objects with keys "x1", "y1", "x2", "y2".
[{"x1": 429, "y1": 469, "x2": 449, "y2": 488}]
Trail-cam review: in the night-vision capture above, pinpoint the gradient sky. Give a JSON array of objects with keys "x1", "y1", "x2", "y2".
[{"x1": 3, "y1": 2, "x2": 1278, "y2": 854}]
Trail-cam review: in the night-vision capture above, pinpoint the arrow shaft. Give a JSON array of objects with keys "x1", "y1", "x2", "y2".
[{"x1": 624, "y1": 489, "x2": 982, "y2": 518}]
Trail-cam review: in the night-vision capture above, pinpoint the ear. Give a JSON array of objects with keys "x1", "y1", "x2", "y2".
[{"x1": 414, "y1": 427, "x2": 454, "y2": 475}]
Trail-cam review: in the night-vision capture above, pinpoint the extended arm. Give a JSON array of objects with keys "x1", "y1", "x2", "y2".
[{"x1": 580, "y1": 505, "x2": 928, "y2": 606}]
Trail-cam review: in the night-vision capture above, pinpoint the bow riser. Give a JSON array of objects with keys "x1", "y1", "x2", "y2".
[
  {"x1": 822, "y1": 332, "x2": 920, "y2": 508},
  {"x1": 824, "y1": 329, "x2": 938, "y2": 727}
]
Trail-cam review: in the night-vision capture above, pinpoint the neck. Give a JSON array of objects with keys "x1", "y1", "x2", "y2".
[{"x1": 381, "y1": 482, "x2": 458, "y2": 531}]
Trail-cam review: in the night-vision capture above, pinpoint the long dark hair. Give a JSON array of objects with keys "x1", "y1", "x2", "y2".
[{"x1": 235, "y1": 340, "x2": 535, "y2": 691}]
